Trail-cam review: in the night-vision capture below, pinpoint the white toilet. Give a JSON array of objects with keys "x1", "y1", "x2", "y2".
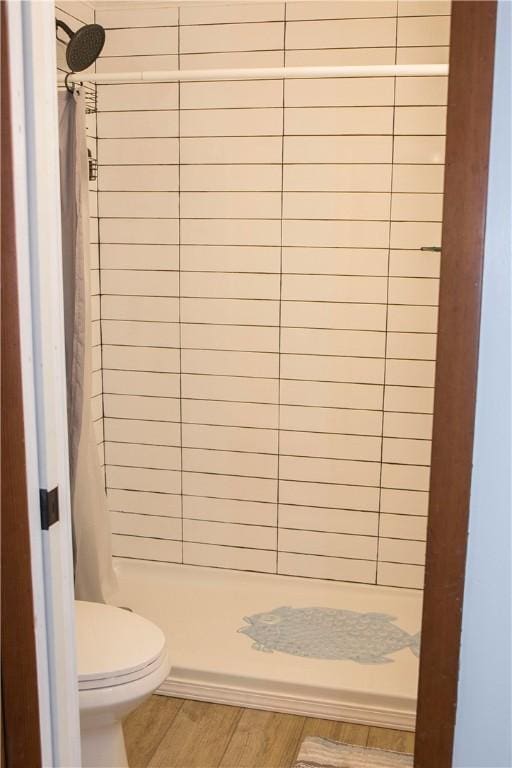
[{"x1": 75, "y1": 601, "x2": 171, "y2": 768}]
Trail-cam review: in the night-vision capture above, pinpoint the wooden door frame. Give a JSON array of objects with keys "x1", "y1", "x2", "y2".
[{"x1": 414, "y1": 2, "x2": 498, "y2": 767}]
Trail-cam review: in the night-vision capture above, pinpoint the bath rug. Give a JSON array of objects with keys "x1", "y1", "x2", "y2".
[{"x1": 293, "y1": 736, "x2": 414, "y2": 768}]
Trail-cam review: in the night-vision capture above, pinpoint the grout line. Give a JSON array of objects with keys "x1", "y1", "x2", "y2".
[
  {"x1": 177, "y1": 5, "x2": 184, "y2": 566},
  {"x1": 111, "y1": 510, "x2": 428, "y2": 537},
  {"x1": 105, "y1": 442, "x2": 432, "y2": 460},
  {"x1": 104, "y1": 443, "x2": 432, "y2": 466},
  {"x1": 101, "y1": 393, "x2": 435, "y2": 415},
  {"x1": 98, "y1": 188, "x2": 443, "y2": 195},
  {"x1": 111, "y1": 554, "x2": 424, "y2": 589},
  {"x1": 107, "y1": 487, "x2": 428, "y2": 509},
  {"x1": 376, "y1": 0, "x2": 400, "y2": 583},
  {"x1": 56, "y1": 4, "x2": 92, "y2": 28},
  {"x1": 98, "y1": 345, "x2": 438, "y2": 362},
  {"x1": 91, "y1": 6, "x2": 108, "y2": 488},
  {"x1": 97, "y1": 16, "x2": 449, "y2": 29},
  {"x1": 106, "y1": 464, "x2": 428, "y2": 491},
  {"x1": 97, "y1": 132, "x2": 444, "y2": 139},
  {"x1": 93, "y1": 102, "x2": 448, "y2": 114},
  {"x1": 102, "y1": 416, "x2": 433, "y2": 439},
  {"x1": 275, "y1": 7, "x2": 287, "y2": 576},
  {"x1": 98, "y1": 270, "x2": 441, "y2": 278},
  {"x1": 98, "y1": 319, "x2": 439, "y2": 333},
  {"x1": 111, "y1": 533, "x2": 424, "y2": 568},
  {"x1": 111, "y1": 507, "x2": 428, "y2": 530}
]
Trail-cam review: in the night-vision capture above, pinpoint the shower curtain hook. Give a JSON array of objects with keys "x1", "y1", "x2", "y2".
[{"x1": 64, "y1": 72, "x2": 75, "y2": 93}]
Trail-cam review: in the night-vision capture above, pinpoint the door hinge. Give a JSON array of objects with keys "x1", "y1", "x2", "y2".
[{"x1": 40, "y1": 487, "x2": 59, "y2": 530}]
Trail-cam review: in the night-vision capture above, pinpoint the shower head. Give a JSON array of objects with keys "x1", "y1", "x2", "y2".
[{"x1": 56, "y1": 19, "x2": 105, "y2": 72}]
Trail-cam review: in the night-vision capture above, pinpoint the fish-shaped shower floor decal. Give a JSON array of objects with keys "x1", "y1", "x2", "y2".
[{"x1": 238, "y1": 606, "x2": 420, "y2": 664}]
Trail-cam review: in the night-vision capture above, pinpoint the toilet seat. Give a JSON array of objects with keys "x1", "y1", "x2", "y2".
[{"x1": 76, "y1": 601, "x2": 167, "y2": 691}]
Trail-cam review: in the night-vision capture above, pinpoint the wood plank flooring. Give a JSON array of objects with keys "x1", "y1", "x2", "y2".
[{"x1": 123, "y1": 696, "x2": 415, "y2": 768}]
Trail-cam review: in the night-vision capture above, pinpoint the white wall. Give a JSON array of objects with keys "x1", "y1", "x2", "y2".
[{"x1": 453, "y1": 2, "x2": 512, "y2": 765}]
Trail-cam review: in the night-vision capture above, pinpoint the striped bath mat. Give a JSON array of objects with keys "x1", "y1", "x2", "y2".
[{"x1": 294, "y1": 737, "x2": 414, "y2": 767}]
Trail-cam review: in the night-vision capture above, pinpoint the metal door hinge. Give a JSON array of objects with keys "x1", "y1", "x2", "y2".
[
  {"x1": 88, "y1": 149, "x2": 98, "y2": 181},
  {"x1": 40, "y1": 487, "x2": 59, "y2": 530}
]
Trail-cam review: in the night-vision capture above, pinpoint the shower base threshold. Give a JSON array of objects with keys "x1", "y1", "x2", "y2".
[{"x1": 113, "y1": 558, "x2": 421, "y2": 731}]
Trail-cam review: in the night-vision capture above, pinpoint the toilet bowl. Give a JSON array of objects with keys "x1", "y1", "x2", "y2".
[{"x1": 76, "y1": 601, "x2": 171, "y2": 768}]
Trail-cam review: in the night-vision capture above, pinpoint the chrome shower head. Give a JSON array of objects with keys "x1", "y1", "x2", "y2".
[{"x1": 56, "y1": 19, "x2": 105, "y2": 73}]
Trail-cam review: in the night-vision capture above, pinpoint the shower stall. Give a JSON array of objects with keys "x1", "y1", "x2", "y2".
[{"x1": 56, "y1": 0, "x2": 450, "y2": 732}]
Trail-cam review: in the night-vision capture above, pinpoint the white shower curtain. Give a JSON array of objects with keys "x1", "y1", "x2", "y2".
[{"x1": 59, "y1": 90, "x2": 117, "y2": 603}]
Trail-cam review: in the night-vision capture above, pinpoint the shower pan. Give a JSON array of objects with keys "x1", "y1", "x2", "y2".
[{"x1": 114, "y1": 559, "x2": 422, "y2": 729}]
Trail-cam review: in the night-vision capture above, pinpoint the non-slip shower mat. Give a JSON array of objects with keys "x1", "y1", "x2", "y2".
[{"x1": 294, "y1": 737, "x2": 414, "y2": 768}]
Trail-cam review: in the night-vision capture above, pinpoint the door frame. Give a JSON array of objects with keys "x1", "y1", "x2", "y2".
[
  {"x1": 3, "y1": 1, "x2": 81, "y2": 765},
  {"x1": 2, "y1": 3, "x2": 43, "y2": 764},
  {"x1": 414, "y1": 2, "x2": 498, "y2": 767}
]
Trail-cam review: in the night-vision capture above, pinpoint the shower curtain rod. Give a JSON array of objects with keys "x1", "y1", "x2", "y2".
[{"x1": 60, "y1": 62, "x2": 448, "y2": 86}]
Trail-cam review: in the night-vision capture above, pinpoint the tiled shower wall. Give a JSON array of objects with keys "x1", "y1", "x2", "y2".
[{"x1": 95, "y1": 0, "x2": 450, "y2": 589}]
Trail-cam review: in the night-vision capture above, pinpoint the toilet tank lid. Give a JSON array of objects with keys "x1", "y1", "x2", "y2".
[{"x1": 75, "y1": 601, "x2": 167, "y2": 682}]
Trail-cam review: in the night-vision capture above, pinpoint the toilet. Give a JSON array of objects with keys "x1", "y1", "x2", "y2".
[{"x1": 76, "y1": 601, "x2": 171, "y2": 768}]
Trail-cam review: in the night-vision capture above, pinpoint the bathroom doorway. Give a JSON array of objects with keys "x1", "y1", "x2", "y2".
[{"x1": 2, "y1": 2, "x2": 499, "y2": 767}]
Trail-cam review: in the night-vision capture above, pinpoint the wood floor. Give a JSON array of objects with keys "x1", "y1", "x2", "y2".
[{"x1": 123, "y1": 695, "x2": 415, "y2": 768}]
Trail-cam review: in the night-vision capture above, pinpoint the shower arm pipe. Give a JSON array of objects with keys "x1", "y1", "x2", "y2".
[{"x1": 59, "y1": 62, "x2": 448, "y2": 86}]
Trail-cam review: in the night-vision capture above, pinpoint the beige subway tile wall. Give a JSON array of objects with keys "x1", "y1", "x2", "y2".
[{"x1": 95, "y1": 0, "x2": 451, "y2": 589}]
